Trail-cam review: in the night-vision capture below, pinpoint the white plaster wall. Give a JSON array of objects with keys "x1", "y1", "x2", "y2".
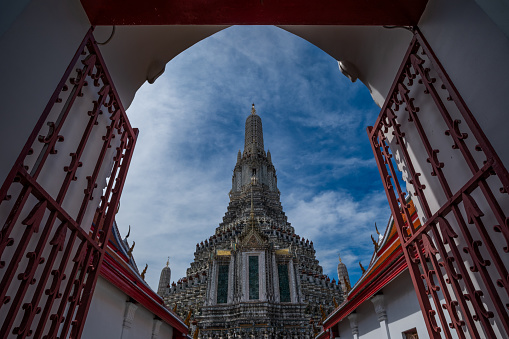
[
  {"x1": 337, "y1": 319, "x2": 354, "y2": 339},
  {"x1": 384, "y1": 273, "x2": 430, "y2": 339},
  {"x1": 158, "y1": 322, "x2": 175, "y2": 339},
  {"x1": 331, "y1": 273, "x2": 428, "y2": 339},
  {"x1": 474, "y1": 0, "x2": 509, "y2": 38},
  {"x1": 355, "y1": 301, "x2": 383, "y2": 339},
  {"x1": 129, "y1": 304, "x2": 155, "y2": 339},
  {"x1": 82, "y1": 276, "x2": 175, "y2": 339},
  {"x1": 82, "y1": 277, "x2": 125, "y2": 339},
  {"x1": 332, "y1": 271, "x2": 462, "y2": 339},
  {"x1": 0, "y1": 0, "x2": 90, "y2": 186},
  {"x1": 419, "y1": 0, "x2": 509, "y2": 169}
]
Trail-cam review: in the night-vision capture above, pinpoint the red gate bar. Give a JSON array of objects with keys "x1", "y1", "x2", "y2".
[
  {"x1": 368, "y1": 28, "x2": 509, "y2": 338},
  {"x1": 0, "y1": 28, "x2": 137, "y2": 339}
]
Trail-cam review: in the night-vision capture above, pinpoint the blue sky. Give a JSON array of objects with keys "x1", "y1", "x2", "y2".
[{"x1": 115, "y1": 26, "x2": 391, "y2": 291}]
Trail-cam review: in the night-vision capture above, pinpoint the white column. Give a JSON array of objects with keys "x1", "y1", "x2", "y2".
[
  {"x1": 209, "y1": 260, "x2": 218, "y2": 305},
  {"x1": 347, "y1": 313, "x2": 358, "y2": 339},
  {"x1": 242, "y1": 253, "x2": 248, "y2": 301},
  {"x1": 228, "y1": 255, "x2": 235, "y2": 304},
  {"x1": 272, "y1": 253, "x2": 280, "y2": 302},
  {"x1": 370, "y1": 294, "x2": 390, "y2": 339},
  {"x1": 260, "y1": 252, "x2": 266, "y2": 301},
  {"x1": 151, "y1": 319, "x2": 162, "y2": 339},
  {"x1": 289, "y1": 259, "x2": 297, "y2": 303},
  {"x1": 121, "y1": 301, "x2": 138, "y2": 339}
]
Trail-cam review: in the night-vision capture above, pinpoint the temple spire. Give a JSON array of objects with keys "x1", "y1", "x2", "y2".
[{"x1": 244, "y1": 104, "x2": 264, "y2": 155}]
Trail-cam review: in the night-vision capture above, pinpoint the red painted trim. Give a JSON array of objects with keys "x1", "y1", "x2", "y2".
[
  {"x1": 323, "y1": 251, "x2": 407, "y2": 329},
  {"x1": 99, "y1": 253, "x2": 188, "y2": 336},
  {"x1": 80, "y1": 0, "x2": 427, "y2": 26}
]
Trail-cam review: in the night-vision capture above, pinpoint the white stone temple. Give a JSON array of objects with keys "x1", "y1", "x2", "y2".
[{"x1": 158, "y1": 105, "x2": 342, "y2": 338}]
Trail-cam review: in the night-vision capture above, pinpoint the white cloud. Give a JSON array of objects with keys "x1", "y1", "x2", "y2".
[{"x1": 283, "y1": 189, "x2": 389, "y2": 283}]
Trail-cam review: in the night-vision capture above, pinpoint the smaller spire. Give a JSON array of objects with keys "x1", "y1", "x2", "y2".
[
  {"x1": 251, "y1": 103, "x2": 256, "y2": 115},
  {"x1": 237, "y1": 150, "x2": 241, "y2": 163},
  {"x1": 338, "y1": 252, "x2": 342, "y2": 263}
]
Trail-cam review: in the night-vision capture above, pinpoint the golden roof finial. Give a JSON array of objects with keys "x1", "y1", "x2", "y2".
[
  {"x1": 184, "y1": 309, "x2": 193, "y2": 326},
  {"x1": 251, "y1": 103, "x2": 256, "y2": 115},
  {"x1": 338, "y1": 252, "x2": 342, "y2": 263},
  {"x1": 320, "y1": 305, "x2": 327, "y2": 321},
  {"x1": 193, "y1": 328, "x2": 199, "y2": 339},
  {"x1": 127, "y1": 241, "x2": 135, "y2": 258},
  {"x1": 343, "y1": 276, "x2": 351, "y2": 293},
  {"x1": 371, "y1": 235, "x2": 380, "y2": 252},
  {"x1": 141, "y1": 263, "x2": 148, "y2": 280},
  {"x1": 166, "y1": 256, "x2": 170, "y2": 268},
  {"x1": 333, "y1": 296, "x2": 339, "y2": 308},
  {"x1": 375, "y1": 222, "x2": 381, "y2": 235},
  {"x1": 311, "y1": 319, "x2": 320, "y2": 337},
  {"x1": 359, "y1": 261, "x2": 366, "y2": 274}
]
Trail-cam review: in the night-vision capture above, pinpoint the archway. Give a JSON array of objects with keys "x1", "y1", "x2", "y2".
[
  {"x1": 116, "y1": 24, "x2": 389, "y2": 294},
  {"x1": 1, "y1": 1, "x2": 509, "y2": 338}
]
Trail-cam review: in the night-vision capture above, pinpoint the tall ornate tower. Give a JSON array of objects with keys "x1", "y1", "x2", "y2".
[
  {"x1": 162, "y1": 105, "x2": 342, "y2": 338},
  {"x1": 157, "y1": 258, "x2": 172, "y2": 296},
  {"x1": 337, "y1": 254, "x2": 350, "y2": 296}
]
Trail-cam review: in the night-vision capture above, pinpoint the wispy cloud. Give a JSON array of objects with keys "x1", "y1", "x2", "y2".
[
  {"x1": 283, "y1": 189, "x2": 389, "y2": 283},
  {"x1": 115, "y1": 26, "x2": 389, "y2": 290}
]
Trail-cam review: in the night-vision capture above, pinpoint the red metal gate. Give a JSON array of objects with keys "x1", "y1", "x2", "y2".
[
  {"x1": 369, "y1": 28, "x2": 509, "y2": 338},
  {"x1": 0, "y1": 28, "x2": 137, "y2": 339}
]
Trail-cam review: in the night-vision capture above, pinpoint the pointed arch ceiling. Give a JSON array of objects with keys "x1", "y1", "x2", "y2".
[{"x1": 81, "y1": 0, "x2": 428, "y2": 26}]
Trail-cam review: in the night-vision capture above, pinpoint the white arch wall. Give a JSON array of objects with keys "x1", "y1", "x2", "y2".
[{"x1": 2, "y1": 0, "x2": 509, "y2": 187}]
